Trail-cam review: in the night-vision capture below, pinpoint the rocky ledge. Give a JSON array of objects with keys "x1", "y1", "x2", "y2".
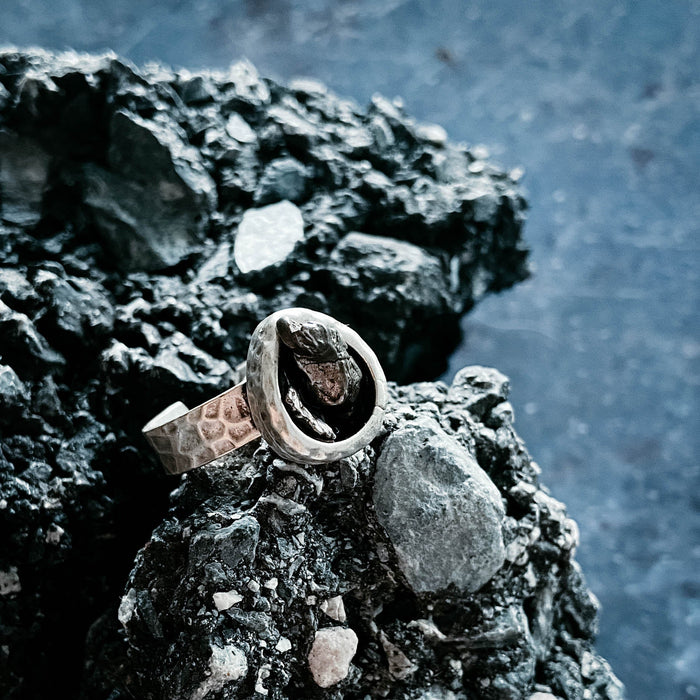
[
  {"x1": 91, "y1": 367, "x2": 623, "y2": 699},
  {"x1": 0, "y1": 48, "x2": 621, "y2": 699}
]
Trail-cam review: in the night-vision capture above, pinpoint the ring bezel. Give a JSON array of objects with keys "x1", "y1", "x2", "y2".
[{"x1": 246, "y1": 308, "x2": 387, "y2": 464}]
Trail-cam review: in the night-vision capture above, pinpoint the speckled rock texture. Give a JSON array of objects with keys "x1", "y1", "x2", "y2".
[
  {"x1": 0, "y1": 49, "x2": 530, "y2": 699},
  {"x1": 96, "y1": 368, "x2": 623, "y2": 699},
  {"x1": 0, "y1": 48, "x2": 623, "y2": 700}
]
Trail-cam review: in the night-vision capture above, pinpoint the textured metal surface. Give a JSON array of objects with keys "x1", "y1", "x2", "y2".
[
  {"x1": 247, "y1": 308, "x2": 387, "y2": 465},
  {"x1": 144, "y1": 308, "x2": 387, "y2": 472},
  {"x1": 142, "y1": 382, "x2": 260, "y2": 475}
]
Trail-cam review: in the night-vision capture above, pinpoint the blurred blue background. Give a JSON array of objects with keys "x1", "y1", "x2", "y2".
[{"x1": 2, "y1": 1, "x2": 698, "y2": 697}]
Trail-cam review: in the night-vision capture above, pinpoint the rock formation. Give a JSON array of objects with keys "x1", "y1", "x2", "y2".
[{"x1": 0, "y1": 49, "x2": 621, "y2": 699}]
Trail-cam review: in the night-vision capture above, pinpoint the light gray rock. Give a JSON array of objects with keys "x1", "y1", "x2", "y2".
[
  {"x1": 0, "y1": 365, "x2": 26, "y2": 405},
  {"x1": 192, "y1": 643, "x2": 248, "y2": 700},
  {"x1": 373, "y1": 415, "x2": 506, "y2": 593},
  {"x1": 233, "y1": 200, "x2": 304, "y2": 274},
  {"x1": 307, "y1": 627, "x2": 359, "y2": 688},
  {"x1": 225, "y1": 113, "x2": 257, "y2": 143}
]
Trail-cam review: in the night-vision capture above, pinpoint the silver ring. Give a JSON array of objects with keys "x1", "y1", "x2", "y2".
[{"x1": 142, "y1": 308, "x2": 387, "y2": 474}]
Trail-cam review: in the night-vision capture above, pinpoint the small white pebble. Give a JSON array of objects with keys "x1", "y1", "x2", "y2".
[
  {"x1": 247, "y1": 580, "x2": 260, "y2": 593},
  {"x1": 192, "y1": 643, "x2": 248, "y2": 700},
  {"x1": 0, "y1": 499, "x2": 7, "y2": 509},
  {"x1": 45, "y1": 524, "x2": 65, "y2": 544},
  {"x1": 308, "y1": 627, "x2": 358, "y2": 688},
  {"x1": 263, "y1": 577, "x2": 278, "y2": 590},
  {"x1": 320, "y1": 595, "x2": 347, "y2": 623},
  {"x1": 255, "y1": 663, "x2": 271, "y2": 696},
  {"x1": 117, "y1": 587, "x2": 137, "y2": 627},
  {"x1": 212, "y1": 590, "x2": 243, "y2": 611},
  {"x1": 306, "y1": 595, "x2": 317, "y2": 605},
  {"x1": 276, "y1": 637, "x2": 292, "y2": 653}
]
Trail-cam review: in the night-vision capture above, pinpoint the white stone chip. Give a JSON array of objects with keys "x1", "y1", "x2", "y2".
[
  {"x1": 45, "y1": 524, "x2": 65, "y2": 544},
  {"x1": 407, "y1": 618, "x2": 446, "y2": 641},
  {"x1": 255, "y1": 664, "x2": 271, "y2": 696},
  {"x1": 320, "y1": 595, "x2": 347, "y2": 623},
  {"x1": 275, "y1": 636, "x2": 292, "y2": 653},
  {"x1": 193, "y1": 643, "x2": 248, "y2": 700},
  {"x1": 212, "y1": 590, "x2": 243, "y2": 611},
  {"x1": 117, "y1": 587, "x2": 137, "y2": 627},
  {"x1": 225, "y1": 113, "x2": 257, "y2": 143},
  {"x1": 263, "y1": 577, "x2": 278, "y2": 590},
  {"x1": 0, "y1": 567, "x2": 21, "y2": 596},
  {"x1": 234, "y1": 200, "x2": 304, "y2": 274},
  {"x1": 308, "y1": 627, "x2": 358, "y2": 688},
  {"x1": 247, "y1": 580, "x2": 260, "y2": 593}
]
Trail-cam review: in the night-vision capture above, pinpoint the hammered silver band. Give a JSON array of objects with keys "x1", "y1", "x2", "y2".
[{"x1": 143, "y1": 308, "x2": 387, "y2": 474}]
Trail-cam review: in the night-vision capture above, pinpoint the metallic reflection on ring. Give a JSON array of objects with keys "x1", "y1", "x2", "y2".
[{"x1": 142, "y1": 308, "x2": 387, "y2": 474}]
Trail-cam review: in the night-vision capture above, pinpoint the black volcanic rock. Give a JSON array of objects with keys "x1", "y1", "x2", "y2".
[
  {"x1": 0, "y1": 48, "x2": 528, "y2": 381},
  {"x1": 102, "y1": 368, "x2": 623, "y2": 700},
  {"x1": 0, "y1": 48, "x2": 620, "y2": 700}
]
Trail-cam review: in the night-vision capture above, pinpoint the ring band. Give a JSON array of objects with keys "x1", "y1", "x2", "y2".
[{"x1": 142, "y1": 308, "x2": 387, "y2": 474}]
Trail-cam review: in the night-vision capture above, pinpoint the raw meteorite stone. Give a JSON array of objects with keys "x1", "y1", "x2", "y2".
[
  {"x1": 105, "y1": 368, "x2": 623, "y2": 699},
  {"x1": 373, "y1": 416, "x2": 506, "y2": 593}
]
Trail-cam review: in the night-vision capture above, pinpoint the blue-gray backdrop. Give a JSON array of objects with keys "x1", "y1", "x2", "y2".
[{"x1": 2, "y1": 1, "x2": 698, "y2": 697}]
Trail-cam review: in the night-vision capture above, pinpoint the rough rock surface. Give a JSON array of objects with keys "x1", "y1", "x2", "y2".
[
  {"x1": 0, "y1": 48, "x2": 529, "y2": 699},
  {"x1": 373, "y1": 415, "x2": 506, "y2": 594},
  {"x1": 97, "y1": 367, "x2": 623, "y2": 699},
  {"x1": 0, "y1": 48, "x2": 621, "y2": 700},
  {"x1": 0, "y1": 48, "x2": 528, "y2": 381}
]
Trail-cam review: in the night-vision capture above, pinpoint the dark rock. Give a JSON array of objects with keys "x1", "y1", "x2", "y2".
[
  {"x1": 254, "y1": 157, "x2": 310, "y2": 205},
  {"x1": 101, "y1": 332, "x2": 235, "y2": 406},
  {"x1": 324, "y1": 231, "x2": 455, "y2": 376},
  {"x1": 83, "y1": 110, "x2": 216, "y2": 271},
  {"x1": 0, "y1": 131, "x2": 51, "y2": 226},
  {"x1": 106, "y1": 368, "x2": 622, "y2": 699},
  {"x1": 188, "y1": 515, "x2": 260, "y2": 575},
  {"x1": 0, "y1": 299, "x2": 65, "y2": 374},
  {"x1": 0, "y1": 47, "x2": 620, "y2": 700},
  {"x1": 33, "y1": 269, "x2": 114, "y2": 344},
  {"x1": 177, "y1": 74, "x2": 216, "y2": 106},
  {"x1": 0, "y1": 47, "x2": 528, "y2": 379}
]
